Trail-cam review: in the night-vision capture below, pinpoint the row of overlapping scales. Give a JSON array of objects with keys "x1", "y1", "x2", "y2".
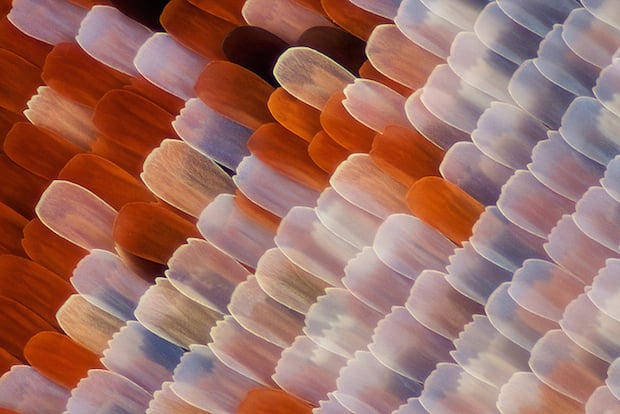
[{"x1": 0, "y1": 0, "x2": 619, "y2": 412}]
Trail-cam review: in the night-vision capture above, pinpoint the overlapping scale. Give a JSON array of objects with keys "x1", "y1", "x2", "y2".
[
  {"x1": 242, "y1": 0, "x2": 333, "y2": 44},
  {"x1": 342, "y1": 78, "x2": 409, "y2": 133},
  {"x1": 588, "y1": 259, "x2": 620, "y2": 321},
  {"x1": 422, "y1": 64, "x2": 495, "y2": 134},
  {"x1": 448, "y1": 32, "x2": 517, "y2": 102},
  {"x1": 254, "y1": 247, "x2": 329, "y2": 314},
  {"x1": 439, "y1": 142, "x2": 514, "y2": 206},
  {"x1": 76, "y1": 5, "x2": 152, "y2": 76},
  {"x1": 24, "y1": 87, "x2": 98, "y2": 150},
  {"x1": 335, "y1": 351, "x2": 423, "y2": 414},
  {"x1": 343, "y1": 247, "x2": 414, "y2": 314},
  {"x1": 303, "y1": 288, "x2": 382, "y2": 359},
  {"x1": 315, "y1": 188, "x2": 382, "y2": 249},
  {"x1": 404, "y1": 89, "x2": 471, "y2": 150},
  {"x1": 166, "y1": 237, "x2": 249, "y2": 313},
  {"x1": 369, "y1": 306, "x2": 454, "y2": 383},
  {"x1": 486, "y1": 282, "x2": 558, "y2": 351},
  {"x1": 273, "y1": 335, "x2": 346, "y2": 404},
  {"x1": 529, "y1": 329, "x2": 608, "y2": 403},
  {"x1": 474, "y1": 2, "x2": 542, "y2": 65},
  {"x1": 585, "y1": 385, "x2": 620, "y2": 414},
  {"x1": 452, "y1": 315, "x2": 530, "y2": 388},
  {"x1": 366, "y1": 24, "x2": 443, "y2": 90},
  {"x1": 56, "y1": 295, "x2": 124, "y2": 356},
  {"x1": 508, "y1": 259, "x2": 584, "y2": 322},
  {"x1": 535, "y1": 24, "x2": 600, "y2": 97},
  {"x1": 529, "y1": 131, "x2": 606, "y2": 202},
  {"x1": 545, "y1": 214, "x2": 620, "y2": 285},
  {"x1": 8, "y1": 0, "x2": 87, "y2": 45},
  {"x1": 574, "y1": 186, "x2": 620, "y2": 253},
  {"x1": 0, "y1": 365, "x2": 70, "y2": 413},
  {"x1": 594, "y1": 58, "x2": 620, "y2": 117},
  {"x1": 1, "y1": 0, "x2": 620, "y2": 412},
  {"x1": 274, "y1": 206, "x2": 358, "y2": 287},
  {"x1": 497, "y1": 169, "x2": 575, "y2": 238},
  {"x1": 70, "y1": 250, "x2": 148, "y2": 320},
  {"x1": 134, "y1": 278, "x2": 221, "y2": 349},
  {"x1": 471, "y1": 102, "x2": 548, "y2": 170},
  {"x1": 195, "y1": 60, "x2": 275, "y2": 130},
  {"x1": 560, "y1": 293, "x2": 620, "y2": 363},
  {"x1": 147, "y1": 382, "x2": 209, "y2": 414},
  {"x1": 496, "y1": 0, "x2": 578, "y2": 37},
  {"x1": 208, "y1": 315, "x2": 282, "y2": 386},
  {"x1": 101, "y1": 321, "x2": 184, "y2": 393},
  {"x1": 170, "y1": 344, "x2": 262, "y2": 413},
  {"x1": 407, "y1": 269, "x2": 484, "y2": 339},
  {"x1": 173, "y1": 97, "x2": 252, "y2": 170},
  {"x1": 228, "y1": 275, "x2": 304, "y2": 348},
  {"x1": 395, "y1": 0, "x2": 461, "y2": 59},
  {"x1": 372, "y1": 213, "x2": 456, "y2": 279},
  {"x1": 274, "y1": 47, "x2": 355, "y2": 110},
  {"x1": 562, "y1": 7, "x2": 620, "y2": 69},
  {"x1": 497, "y1": 372, "x2": 584, "y2": 414},
  {"x1": 509, "y1": 59, "x2": 577, "y2": 130},
  {"x1": 419, "y1": 363, "x2": 500, "y2": 414},
  {"x1": 330, "y1": 154, "x2": 409, "y2": 218},
  {"x1": 603, "y1": 155, "x2": 620, "y2": 203},
  {"x1": 65, "y1": 369, "x2": 151, "y2": 413}
]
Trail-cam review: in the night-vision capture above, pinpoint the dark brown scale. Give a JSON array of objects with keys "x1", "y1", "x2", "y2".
[{"x1": 223, "y1": 26, "x2": 289, "y2": 87}]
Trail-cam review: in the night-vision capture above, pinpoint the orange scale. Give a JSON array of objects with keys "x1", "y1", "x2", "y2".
[
  {"x1": 370, "y1": 125, "x2": 445, "y2": 188},
  {"x1": 267, "y1": 88, "x2": 322, "y2": 142},
  {"x1": 42, "y1": 42, "x2": 131, "y2": 108},
  {"x1": 0, "y1": 48, "x2": 43, "y2": 113},
  {"x1": 125, "y1": 76, "x2": 185, "y2": 115},
  {"x1": 406, "y1": 176, "x2": 485, "y2": 245},
  {"x1": 58, "y1": 153, "x2": 156, "y2": 211},
  {"x1": 90, "y1": 135, "x2": 146, "y2": 178},
  {"x1": 93, "y1": 89, "x2": 178, "y2": 156},
  {"x1": 24, "y1": 331, "x2": 104, "y2": 389},
  {"x1": 0, "y1": 108, "x2": 25, "y2": 147},
  {"x1": 308, "y1": 130, "x2": 352, "y2": 174},
  {"x1": 67, "y1": 0, "x2": 113, "y2": 7},
  {"x1": 235, "y1": 190, "x2": 281, "y2": 232},
  {"x1": 0, "y1": 202, "x2": 27, "y2": 257},
  {"x1": 0, "y1": 255, "x2": 74, "y2": 329},
  {"x1": 0, "y1": 155, "x2": 48, "y2": 219},
  {"x1": 237, "y1": 388, "x2": 314, "y2": 414},
  {"x1": 358, "y1": 60, "x2": 413, "y2": 97},
  {"x1": 4, "y1": 122, "x2": 83, "y2": 180},
  {"x1": 0, "y1": 17, "x2": 52, "y2": 68},
  {"x1": 149, "y1": 194, "x2": 202, "y2": 225},
  {"x1": 247, "y1": 123, "x2": 330, "y2": 192},
  {"x1": 0, "y1": 347, "x2": 20, "y2": 375},
  {"x1": 195, "y1": 60, "x2": 276, "y2": 130},
  {"x1": 0, "y1": 296, "x2": 57, "y2": 360},
  {"x1": 187, "y1": 0, "x2": 245, "y2": 25},
  {"x1": 320, "y1": 91, "x2": 376, "y2": 153},
  {"x1": 113, "y1": 202, "x2": 201, "y2": 265},
  {"x1": 320, "y1": 0, "x2": 391, "y2": 41},
  {"x1": 0, "y1": 0, "x2": 10, "y2": 17},
  {"x1": 160, "y1": 0, "x2": 236, "y2": 60},
  {"x1": 22, "y1": 218, "x2": 88, "y2": 281}
]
